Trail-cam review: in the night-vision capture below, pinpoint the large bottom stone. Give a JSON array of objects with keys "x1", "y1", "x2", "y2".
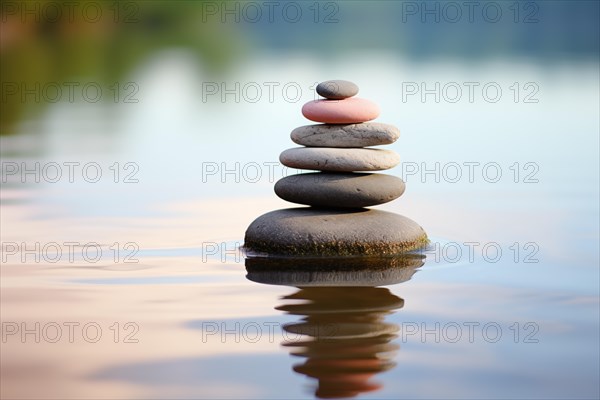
[{"x1": 243, "y1": 208, "x2": 428, "y2": 257}]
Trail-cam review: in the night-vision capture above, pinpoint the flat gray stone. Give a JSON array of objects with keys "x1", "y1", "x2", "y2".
[
  {"x1": 291, "y1": 122, "x2": 400, "y2": 148},
  {"x1": 243, "y1": 208, "x2": 428, "y2": 257},
  {"x1": 316, "y1": 80, "x2": 359, "y2": 100},
  {"x1": 274, "y1": 173, "x2": 405, "y2": 208},
  {"x1": 280, "y1": 147, "x2": 400, "y2": 172}
]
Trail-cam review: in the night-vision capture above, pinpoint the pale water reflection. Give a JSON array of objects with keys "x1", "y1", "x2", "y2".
[
  {"x1": 247, "y1": 256, "x2": 423, "y2": 398},
  {"x1": 280, "y1": 287, "x2": 402, "y2": 399}
]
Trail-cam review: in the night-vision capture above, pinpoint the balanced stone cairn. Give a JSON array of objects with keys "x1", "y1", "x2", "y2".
[{"x1": 244, "y1": 80, "x2": 428, "y2": 257}]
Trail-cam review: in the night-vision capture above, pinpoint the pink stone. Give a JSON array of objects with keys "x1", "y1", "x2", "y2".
[{"x1": 301, "y1": 98, "x2": 380, "y2": 124}]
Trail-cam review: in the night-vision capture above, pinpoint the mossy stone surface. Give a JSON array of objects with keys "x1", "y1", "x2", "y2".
[{"x1": 244, "y1": 208, "x2": 428, "y2": 257}]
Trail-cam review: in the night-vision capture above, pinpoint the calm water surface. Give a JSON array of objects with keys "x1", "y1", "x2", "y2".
[{"x1": 1, "y1": 57, "x2": 598, "y2": 399}]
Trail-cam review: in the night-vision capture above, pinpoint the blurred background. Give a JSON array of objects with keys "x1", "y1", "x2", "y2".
[
  {"x1": 1, "y1": 0, "x2": 598, "y2": 134},
  {"x1": 1, "y1": 0, "x2": 598, "y2": 214}
]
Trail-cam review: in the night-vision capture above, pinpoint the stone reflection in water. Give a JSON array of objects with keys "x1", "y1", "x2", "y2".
[
  {"x1": 245, "y1": 254, "x2": 424, "y2": 398},
  {"x1": 280, "y1": 287, "x2": 403, "y2": 398}
]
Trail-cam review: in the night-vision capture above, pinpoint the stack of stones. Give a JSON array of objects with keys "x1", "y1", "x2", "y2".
[
  {"x1": 277, "y1": 80, "x2": 404, "y2": 209},
  {"x1": 244, "y1": 80, "x2": 428, "y2": 257}
]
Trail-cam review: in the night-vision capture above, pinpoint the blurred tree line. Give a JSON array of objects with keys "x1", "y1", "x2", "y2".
[
  {"x1": 0, "y1": 0, "x2": 243, "y2": 134},
  {"x1": 1, "y1": 1, "x2": 598, "y2": 135}
]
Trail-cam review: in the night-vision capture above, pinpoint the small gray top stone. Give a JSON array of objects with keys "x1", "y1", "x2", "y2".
[{"x1": 316, "y1": 80, "x2": 359, "y2": 100}]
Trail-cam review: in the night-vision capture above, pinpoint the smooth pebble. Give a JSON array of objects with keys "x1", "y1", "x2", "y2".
[
  {"x1": 291, "y1": 122, "x2": 400, "y2": 148},
  {"x1": 302, "y1": 98, "x2": 380, "y2": 124},
  {"x1": 316, "y1": 80, "x2": 359, "y2": 100},
  {"x1": 274, "y1": 172, "x2": 405, "y2": 208},
  {"x1": 280, "y1": 147, "x2": 400, "y2": 172}
]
